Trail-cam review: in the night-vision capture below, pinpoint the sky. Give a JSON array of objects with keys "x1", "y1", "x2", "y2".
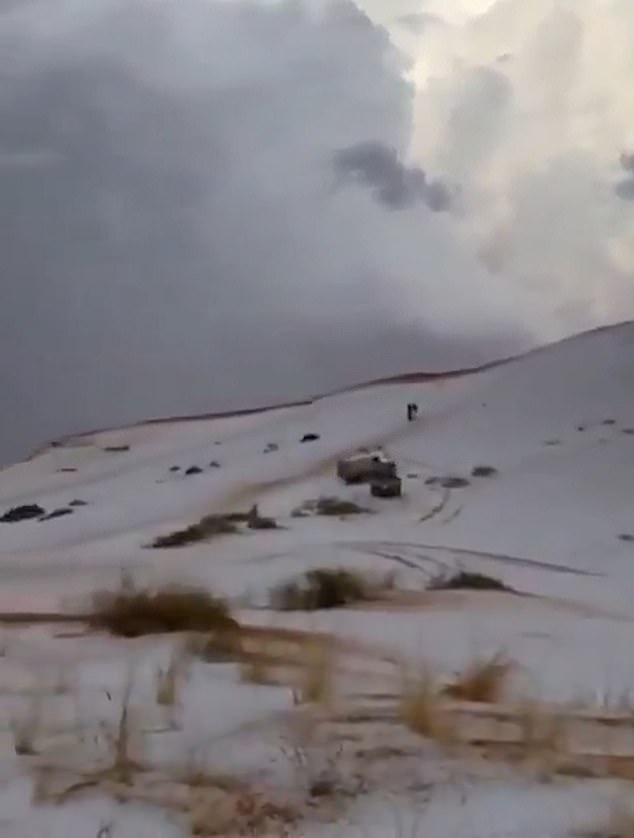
[{"x1": 0, "y1": 0, "x2": 632, "y2": 463}]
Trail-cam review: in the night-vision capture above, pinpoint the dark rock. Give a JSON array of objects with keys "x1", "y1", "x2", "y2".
[
  {"x1": 56, "y1": 467, "x2": 77, "y2": 473},
  {"x1": 169, "y1": 466, "x2": 180, "y2": 472},
  {"x1": 209, "y1": 461, "x2": 221, "y2": 468},
  {"x1": 602, "y1": 419, "x2": 616, "y2": 426},
  {"x1": 1, "y1": 504, "x2": 45, "y2": 522},
  {"x1": 263, "y1": 443, "x2": 279, "y2": 453},
  {"x1": 300, "y1": 433, "x2": 320, "y2": 443},
  {"x1": 623, "y1": 429, "x2": 634, "y2": 435},
  {"x1": 425, "y1": 476, "x2": 470, "y2": 489},
  {"x1": 619, "y1": 533, "x2": 634, "y2": 542},
  {"x1": 40, "y1": 508, "x2": 73, "y2": 522},
  {"x1": 471, "y1": 466, "x2": 498, "y2": 478},
  {"x1": 544, "y1": 440, "x2": 561, "y2": 446},
  {"x1": 370, "y1": 476, "x2": 402, "y2": 498},
  {"x1": 185, "y1": 466, "x2": 203, "y2": 476},
  {"x1": 103, "y1": 445, "x2": 130, "y2": 453},
  {"x1": 69, "y1": 499, "x2": 88, "y2": 507},
  {"x1": 577, "y1": 425, "x2": 585, "y2": 432}
]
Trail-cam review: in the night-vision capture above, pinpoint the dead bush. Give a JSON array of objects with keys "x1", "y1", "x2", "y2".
[
  {"x1": 428, "y1": 570, "x2": 512, "y2": 593},
  {"x1": 271, "y1": 568, "x2": 369, "y2": 611},
  {"x1": 293, "y1": 497, "x2": 369, "y2": 517},
  {"x1": 88, "y1": 587, "x2": 239, "y2": 638},
  {"x1": 443, "y1": 653, "x2": 511, "y2": 703},
  {"x1": 152, "y1": 515, "x2": 238, "y2": 548},
  {"x1": 316, "y1": 497, "x2": 368, "y2": 516},
  {"x1": 400, "y1": 669, "x2": 455, "y2": 744}
]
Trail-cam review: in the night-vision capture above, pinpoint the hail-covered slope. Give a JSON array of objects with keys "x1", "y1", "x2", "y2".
[
  {"x1": 0, "y1": 321, "x2": 633, "y2": 612},
  {"x1": 1, "y1": 324, "x2": 634, "y2": 838}
]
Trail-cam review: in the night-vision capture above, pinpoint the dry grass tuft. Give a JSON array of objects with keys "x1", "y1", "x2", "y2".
[
  {"x1": 428, "y1": 570, "x2": 512, "y2": 592},
  {"x1": 88, "y1": 586, "x2": 239, "y2": 638},
  {"x1": 189, "y1": 785, "x2": 299, "y2": 836},
  {"x1": 294, "y1": 644, "x2": 336, "y2": 707},
  {"x1": 271, "y1": 567, "x2": 370, "y2": 611},
  {"x1": 400, "y1": 669, "x2": 455, "y2": 745},
  {"x1": 152, "y1": 514, "x2": 238, "y2": 548},
  {"x1": 12, "y1": 695, "x2": 42, "y2": 756},
  {"x1": 443, "y1": 653, "x2": 512, "y2": 704},
  {"x1": 512, "y1": 700, "x2": 568, "y2": 779},
  {"x1": 292, "y1": 496, "x2": 369, "y2": 518},
  {"x1": 155, "y1": 645, "x2": 190, "y2": 709}
]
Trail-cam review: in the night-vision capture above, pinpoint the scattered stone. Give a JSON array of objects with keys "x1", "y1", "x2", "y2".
[
  {"x1": 544, "y1": 440, "x2": 561, "y2": 446},
  {"x1": 209, "y1": 461, "x2": 221, "y2": 468},
  {"x1": 40, "y1": 508, "x2": 73, "y2": 522},
  {"x1": 169, "y1": 466, "x2": 180, "y2": 473},
  {"x1": 56, "y1": 467, "x2": 77, "y2": 473},
  {"x1": 1, "y1": 504, "x2": 45, "y2": 523},
  {"x1": 370, "y1": 476, "x2": 402, "y2": 498},
  {"x1": 103, "y1": 445, "x2": 130, "y2": 453},
  {"x1": 602, "y1": 419, "x2": 616, "y2": 426},
  {"x1": 300, "y1": 433, "x2": 320, "y2": 443},
  {"x1": 577, "y1": 425, "x2": 585, "y2": 432},
  {"x1": 407, "y1": 473, "x2": 419, "y2": 479},
  {"x1": 426, "y1": 476, "x2": 470, "y2": 489},
  {"x1": 623, "y1": 428, "x2": 634, "y2": 435},
  {"x1": 69, "y1": 499, "x2": 88, "y2": 507},
  {"x1": 471, "y1": 466, "x2": 498, "y2": 478},
  {"x1": 185, "y1": 466, "x2": 203, "y2": 476},
  {"x1": 619, "y1": 533, "x2": 634, "y2": 542},
  {"x1": 263, "y1": 443, "x2": 279, "y2": 453}
]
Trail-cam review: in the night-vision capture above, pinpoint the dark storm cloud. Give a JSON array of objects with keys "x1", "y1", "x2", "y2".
[
  {"x1": 0, "y1": 0, "x2": 524, "y2": 465},
  {"x1": 333, "y1": 141, "x2": 451, "y2": 210}
]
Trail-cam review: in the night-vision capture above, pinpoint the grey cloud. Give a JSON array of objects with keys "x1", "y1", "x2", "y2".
[
  {"x1": 616, "y1": 152, "x2": 634, "y2": 199},
  {"x1": 333, "y1": 141, "x2": 451, "y2": 210},
  {"x1": 0, "y1": 0, "x2": 524, "y2": 465}
]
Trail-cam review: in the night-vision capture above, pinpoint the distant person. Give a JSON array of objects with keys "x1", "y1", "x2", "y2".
[{"x1": 407, "y1": 402, "x2": 419, "y2": 422}]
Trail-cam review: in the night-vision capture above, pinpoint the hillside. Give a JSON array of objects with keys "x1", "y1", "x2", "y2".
[{"x1": 1, "y1": 323, "x2": 634, "y2": 835}]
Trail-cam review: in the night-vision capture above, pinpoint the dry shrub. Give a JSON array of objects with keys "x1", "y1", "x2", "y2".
[
  {"x1": 12, "y1": 693, "x2": 42, "y2": 755},
  {"x1": 294, "y1": 644, "x2": 335, "y2": 706},
  {"x1": 428, "y1": 570, "x2": 512, "y2": 592},
  {"x1": 515, "y1": 700, "x2": 568, "y2": 761},
  {"x1": 155, "y1": 644, "x2": 190, "y2": 708},
  {"x1": 89, "y1": 587, "x2": 239, "y2": 638},
  {"x1": 443, "y1": 653, "x2": 512, "y2": 703},
  {"x1": 152, "y1": 515, "x2": 237, "y2": 548},
  {"x1": 292, "y1": 497, "x2": 369, "y2": 518},
  {"x1": 189, "y1": 785, "x2": 298, "y2": 836},
  {"x1": 400, "y1": 669, "x2": 455, "y2": 744},
  {"x1": 271, "y1": 568, "x2": 369, "y2": 611}
]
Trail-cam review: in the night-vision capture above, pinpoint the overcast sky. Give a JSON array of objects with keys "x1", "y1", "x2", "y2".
[{"x1": 0, "y1": 0, "x2": 632, "y2": 464}]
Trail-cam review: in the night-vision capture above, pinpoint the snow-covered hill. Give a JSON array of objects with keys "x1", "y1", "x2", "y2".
[{"x1": 2, "y1": 322, "x2": 634, "y2": 836}]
